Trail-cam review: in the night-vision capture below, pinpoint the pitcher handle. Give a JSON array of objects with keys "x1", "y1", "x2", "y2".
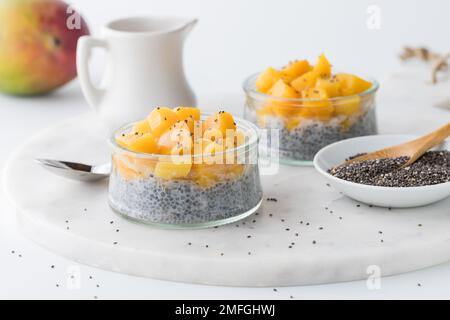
[{"x1": 76, "y1": 36, "x2": 107, "y2": 111}]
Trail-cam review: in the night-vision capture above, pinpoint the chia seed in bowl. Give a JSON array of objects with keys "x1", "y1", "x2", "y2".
[{"x1": 328, "y1": 151, "x2": 450, "y2": 187}]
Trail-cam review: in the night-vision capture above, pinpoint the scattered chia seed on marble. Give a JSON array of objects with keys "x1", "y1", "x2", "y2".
[{"x1": 329, "y1": 151, "x2": 450, "y2": 187}]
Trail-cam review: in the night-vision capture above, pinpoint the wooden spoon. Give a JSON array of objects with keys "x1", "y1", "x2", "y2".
[{"x1": 348, "y1": 121, "x2": 450, "y2": 167}]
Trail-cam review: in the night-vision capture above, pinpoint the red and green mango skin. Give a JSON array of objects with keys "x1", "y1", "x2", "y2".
[{"x1": 0, "y1": 0, "x2": 90, "y2": 95}]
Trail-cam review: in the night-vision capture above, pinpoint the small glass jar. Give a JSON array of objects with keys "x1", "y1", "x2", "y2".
[
  {"x1": 108, "y1": 116, "x2": 263, "y2": 229},
  {"x1": 243, "y1": 73, "x2": 379, "y2": 165}
]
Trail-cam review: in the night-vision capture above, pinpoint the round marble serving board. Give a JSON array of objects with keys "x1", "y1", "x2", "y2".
[{"x1": 4, "y1": 91, "x2": 450, "y2": 287}]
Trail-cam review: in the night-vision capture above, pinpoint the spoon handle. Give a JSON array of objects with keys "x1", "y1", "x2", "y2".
[{"x1": 405, "y1": 121, "x2": 450, "y2": 166}]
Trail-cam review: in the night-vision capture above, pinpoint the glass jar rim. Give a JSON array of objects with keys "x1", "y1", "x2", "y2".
[
  {"x1": 242, "y1": 72, "x2": 379, "y2": 104},
  {"x1": 109, "y1": 113, "x2": 260, "y2": 159}
]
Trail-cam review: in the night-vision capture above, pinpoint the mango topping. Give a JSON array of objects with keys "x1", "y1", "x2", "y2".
[
  {"x1": 115, "y1": 106, "x2": 247, "y2": 184},
  {"x1": 254, "y1": 54, "x2": 373, "y2": 128}
]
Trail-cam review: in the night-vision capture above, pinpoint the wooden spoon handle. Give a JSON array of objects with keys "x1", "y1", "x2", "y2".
[{"x1": 404, "y1": 121, "x2": 450, "y2": 166}]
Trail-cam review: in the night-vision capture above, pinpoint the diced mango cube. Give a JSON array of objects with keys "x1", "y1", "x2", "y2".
[
  {"x1": 132, "y1": 120, "x2": 151, "y2": 134},
  {"x1": 157, "y1": 121, "x2": 192, "y2": 155},
  {"x1": 334, "y1": 96, "x2": 361, "y2": 116},
  {"x1": 174, "y1": 106, "x2": 201, "y2": 121},
  {"x1": 147, "y1": 107, "x2": 179, "y2": 137},
  {"x1": 202, "y1": 140, "x2": 226, "y2": 164},
  {"x1": 315, "y1": 77, "x2": 341, "y2": 97},
  {"x1": 267, "y1": 79, "x2": 301, "y2": 117},
  {"x1": 203, "y1": 127, "x2": 224, "y2": 143},
  {"x1": 203, "y1": 111, "x2": 236, "y2": 138},
  {"x1": 116, "y1": 132, "x2": 159, "y2": 154},
  {"x1": 193, "y1": 138, "x2": 214, "y2": 155},
  {"x1": 335, "y1": 73, "x2": 372, "y2": 96},
  {"x1": 301, "y1": 88, "x2": 334, "y2": 120},
  {"x1": 313, "y1": 54, "x2": 332, "y2": 78},
  {"x1": 291, "y1": 71, "x2": 318, "y2": 92},
  {"x1": 225, "y1": 129, "x2": 246, "y2": 148},
  {"x1": 113, "y1": 155, "x2": 143, "y2": 180},
  {"x1": 281, "y1": 60, "x2": 312, "y2": 83},
  {"x1": 154, "y1": 161, "x2": 192, "y2": 179},
  {"x1": 256, "y1": 67, "x2": 281, "y2": 93}
]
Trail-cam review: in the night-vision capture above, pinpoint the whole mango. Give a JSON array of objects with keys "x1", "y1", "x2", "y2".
[{"x1": 0, "y1": 0, "x2": 90, "y2": 95}]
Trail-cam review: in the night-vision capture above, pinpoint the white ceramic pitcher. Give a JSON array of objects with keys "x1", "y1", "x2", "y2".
[{"x1": 77, "y1": 16, "x2": 197, "y2": 133}]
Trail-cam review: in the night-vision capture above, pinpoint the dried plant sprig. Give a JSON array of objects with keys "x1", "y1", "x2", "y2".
[
  {"x1": 399, "y1": 46, "x2": 449, "y2": 84},
  {"x1": 431, "y1": 53, "x2": 450, "y2": 84}
]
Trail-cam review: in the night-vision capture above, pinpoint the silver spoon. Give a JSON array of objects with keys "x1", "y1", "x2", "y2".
[{"x1": 35, "y1": 159, "x2": 110, "y2": 182}]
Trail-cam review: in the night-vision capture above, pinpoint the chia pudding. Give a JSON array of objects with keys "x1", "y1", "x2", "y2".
[
  {"x1": 109, "y1": 163, "x2": 262, "y2": 225},
  {"x1": 108, "y1": 109, "x2": 263, "y2": 228},
  {"x1": 243, "y1": 55, "x2": 379, "y2": 164},
  {"x1": 329, "y1": 151, "x2": 450, "y2": 187},
  {"x1": 245, "y1": 105, "x2": 377, "y2": 162}
]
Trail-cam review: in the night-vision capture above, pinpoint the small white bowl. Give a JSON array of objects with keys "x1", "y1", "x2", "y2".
[{"x1": 313, "y1": 135, "x2": 450, "y2": 208}]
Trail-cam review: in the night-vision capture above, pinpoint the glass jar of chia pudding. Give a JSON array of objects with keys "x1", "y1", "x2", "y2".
[
  {"x1": 243, "y1": 73, "x2": 379, "y2": 165},
  {"x1": 108, "y1": 116, "x2": 263, "y2": 229}
]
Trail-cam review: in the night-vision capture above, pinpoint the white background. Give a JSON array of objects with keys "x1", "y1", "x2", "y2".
[{"x1": 1, "y1": 0, "x2": 450, "y2": 299}]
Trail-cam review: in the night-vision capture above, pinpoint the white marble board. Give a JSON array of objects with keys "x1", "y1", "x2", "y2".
[{"x1": 3, "y1": 91, "x2": 450, "y2": 287}]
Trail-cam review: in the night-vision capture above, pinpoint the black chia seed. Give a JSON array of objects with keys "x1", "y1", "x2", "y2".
[{"x1": 329, "y1": 151, "x2": 450, "y2": 187}]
